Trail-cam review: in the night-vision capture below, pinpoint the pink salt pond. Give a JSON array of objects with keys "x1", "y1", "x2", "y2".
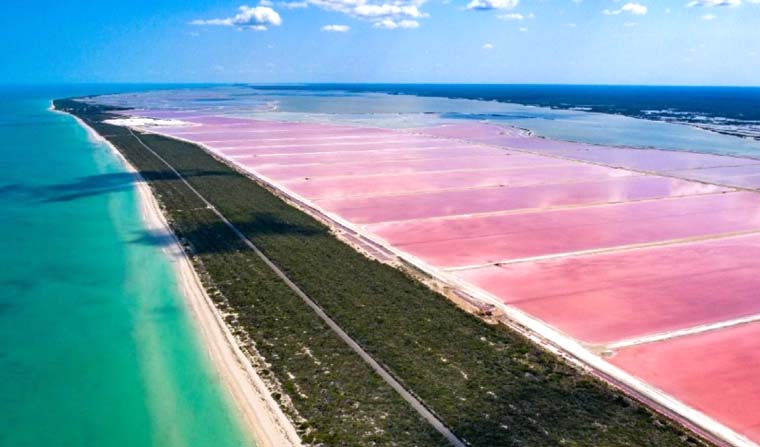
[
  {"x1": 235, "y1": 146, "x2": 506, "y2": 167},
  {"x1": 455, "y1": 233, "x2": 760, "y2": 344},
  {"x1": 370, "y1": 191, "x2": 760, "y2": 267},
  {"x1": 284, "y1": 163, "x2": 634, "y2": 200},
  {"x1": 317, "y1": 176, "x2": 725, "y2": 223},
  {"x1": 140, "y1": 116, "x2": 760, "y2": 444},
  {"x1": 611, "y1": 322, "x2": 760, "y2": 444},
  {"x1": 254, "y1": 153, "x2": 565, "y2": 181}
]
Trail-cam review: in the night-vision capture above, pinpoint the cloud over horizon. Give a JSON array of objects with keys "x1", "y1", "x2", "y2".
[
  {"x1": 191, "y1": 5, "x2": 282, "y2": 30},
  {"x1": 373, "y1": 18, "x2": 420, "y2": 28},
  {"x1": 307, "y1": 0, "x2": 428, "y2": 28},
  {"x1": 603, "y1": 2, "x2": 648, "y2": 15},
  {"x1": 498, "y1": 12, "x2": 524, "y2": 20},
  {"x1": 687, "y1": 0, "x2": 740, "y2": 6},
  {"x1": 322, "y1": 24, "x2": 351, "y2": 31},
  {"x1": 465, "y1": 0, "x2": 518, "y2": 10}
]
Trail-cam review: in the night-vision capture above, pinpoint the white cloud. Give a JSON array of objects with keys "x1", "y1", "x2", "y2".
[
  {"x1": 498, "y1": 12, "x2": 524, "y2": 20},
  {"x1": 466, "y1": 0, "x2": 518, "y2": 11},
  {"x1": 307, "y1": 0, "x2": 428, "y2": 28},
  {"x1": 687, "y1": 0, "x2": 740, "y2": 6},
  {"x1": 321, "y1": 24, "x2": 351, "y2": 31},
  {"x1": 482, "y1": 42, "x2": 494, "y2": 49},
  {"x1": 373, "y1": 18, "x2": 420, "y2": 28},
  {"x1": 519, "y1": 26, "x2": 527, "y2": 31},
  {"x1": 620, "y1": 2, "x2": 648, "y2": 14},
  {"x1": 354, "y1": 3, "x2": 426, "y2": 17},
  {"x1": 603, "y1": 2, "x2": 648, "y2": 15},
  {"x1": 191, "y1": 5, "x2": 282, "y2": 30},
  {"x1": 702, "y1": 12, "x2": 717, "y2": 18},
  {"x1": 280, "y1": 1, "x2": 309, "y2": 8}
]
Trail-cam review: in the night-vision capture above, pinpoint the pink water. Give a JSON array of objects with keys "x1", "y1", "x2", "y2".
[
  {"x1": 370, "y1": 191, "x2": 760, "y2": 267},
  {"x1": 611, "y1": 322, "x2": 760, "y2": 443},
  {"x1": 456, "y1": 233, "x2": 760, "y2": 344},
  {"x1": 124, "y1": 110, "x2": 760, "y2": 443}
]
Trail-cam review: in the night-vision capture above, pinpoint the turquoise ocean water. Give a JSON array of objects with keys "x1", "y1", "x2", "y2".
[{"x1": 0, "y1": 86, "x2": 251, "y2": 446}]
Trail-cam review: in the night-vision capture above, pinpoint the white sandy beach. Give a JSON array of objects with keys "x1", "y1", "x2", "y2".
[{"x1": 67, "y1": 109, "x2": 302, "y2": 447}]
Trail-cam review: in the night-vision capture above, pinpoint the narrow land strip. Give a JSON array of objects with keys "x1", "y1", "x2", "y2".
[
  {"x1": 127, "y1": 128, "x2": 467, "y2": 447},
  {"x1": 70, "y1": 112, "x2": 303, "y2": 447},
  {"x1": 57, "y1": 99, "x2": 716, "y2": 447},
  {"x1": 62, "y1": 100, "x2": 450, "y2": 446}
]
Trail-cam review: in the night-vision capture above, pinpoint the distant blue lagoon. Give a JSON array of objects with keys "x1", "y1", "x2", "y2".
[
  {"x1": 253, "y1": 83, "x2": 760, "y2": 122},
  {"x1": 0, "y1": 86, "x2": 251, "y2": 446},
  {"x1": 248, "y1": 84, "x2": 760, "y2": 158}
]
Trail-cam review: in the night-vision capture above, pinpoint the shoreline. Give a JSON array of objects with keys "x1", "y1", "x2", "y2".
[{"x1": 60, "y1": 106, "x2": 301, "y2": 447}]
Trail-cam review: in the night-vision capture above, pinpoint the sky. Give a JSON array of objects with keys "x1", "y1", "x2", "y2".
[{"x1": 2, "y1": 0, "x2": 759, "y2": 85}]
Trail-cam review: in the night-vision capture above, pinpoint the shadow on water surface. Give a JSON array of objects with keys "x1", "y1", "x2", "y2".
[
  {"x1": 0, "y1": 170, "x2": 230, "y2": 203},
  {"x1": 130, "y1": 229, "x2": 176, "y2": 248}
]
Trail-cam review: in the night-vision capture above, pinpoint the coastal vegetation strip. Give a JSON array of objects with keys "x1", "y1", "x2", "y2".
[
  {"x1": 60, "y1": 101, "x2": 448, "y2": 446},
  {"x1": 126, "y1": 125, "x2": 465, "y2": 447},
  {"x1": 56, "y1": 98, "x2": 711, "y2": 447}
]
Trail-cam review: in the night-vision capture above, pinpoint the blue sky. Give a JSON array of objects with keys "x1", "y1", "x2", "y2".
[{"x1": 2, "y1": 0, "x2": 759, "y2": 85}]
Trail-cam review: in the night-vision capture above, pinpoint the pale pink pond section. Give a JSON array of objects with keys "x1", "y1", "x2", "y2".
[
  {"x1": 210, "y1": 135, "x2": 435, "y2": 149},
  {"x1": 610, "y1": 322, "x2": 760, "y2": 444},
  {"x1": 408, "y1": 123, "x2": 527, "y2": 139},
  {"x1": 217, "y1": 140, "x2": 472, "y2": 156},
  {"x1": 369, "y1": 191, "x2": 760, "y2": 267},
  {"x1": 284, "y1": 164, "x2": 634, "y2": 200},
  {"x1": 255, "y1": 153, "x2": 569, "y2": 181},
  {"x1": 317, "y1": 176, "x2": 727, "y2": 224},
  {"x1": 165, "y1": 124, "x2": 376, "y2": 140},
  {"x1": 455, "y1": 233, "x2": 760, "y2": 344},
  {"x1": 415, "y1": 124, "x2": 760, "y2": 174},
  {"x1": 117, "y1": 109, "x2": 206, "y2": 119},
  {"x1": 233, "y1": 146, "x2": 508, "y2": 167},
  {"x1": 187, "y1": 116, "x2": 268, "y2": 125},
  {"x1": 671, "y1": 164, "x2": 760, "y2": 189},
  {"x1": 536, "y1": 146, "x2": 760, "y2": 172},
  {"x1": 194, "y1": 131, "x2": 404, "y2": 144}
]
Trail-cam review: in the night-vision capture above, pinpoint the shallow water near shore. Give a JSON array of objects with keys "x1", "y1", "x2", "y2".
[{"x1": 0, "y1": 86, "x2": 252, "y2": 446}]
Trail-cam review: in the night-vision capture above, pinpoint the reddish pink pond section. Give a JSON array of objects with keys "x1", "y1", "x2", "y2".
[
  {"x1": 318, "y1": 176, "x2": 726, "y2": 223},
  {"x1": 124, "y1": 112, "x2": 760, "y2": 441},
  {"x1": 284, "y1": 164, "x2": 636, "y2": 200},
  {"x1": 370, "y1": 191, "x2": 760, "y2": 267},
  {"x1": 456, "y1": 233, "x2": 760, "y2": 344},
  {"x1": 611, "y1": 323, "x2": 760, "y2": 444}
]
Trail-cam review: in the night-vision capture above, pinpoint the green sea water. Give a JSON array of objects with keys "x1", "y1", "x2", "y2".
[{"x1": 0, "y1": 86, "x2": 253, "y2": 446}]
